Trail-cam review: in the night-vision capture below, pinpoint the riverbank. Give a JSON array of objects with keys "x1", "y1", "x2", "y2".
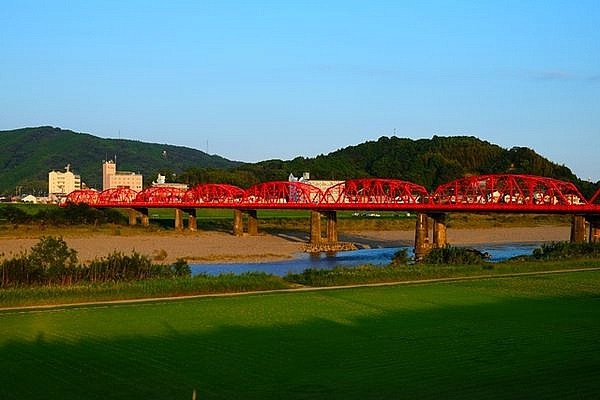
[{"x1": 0, "y1": 225, "x2": 572, "y2": 264}]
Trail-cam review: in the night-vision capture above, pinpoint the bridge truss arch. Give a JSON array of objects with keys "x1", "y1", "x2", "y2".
[
  {"x1": 135, "y1": 186, "x2": 186, "y2": 205},
  {"x1": 590, "y1": 188, "x2": 600, "y2": 205},
  {"x1": 64, "y1": 189, "x2": 99, "y2": 205},
  {"x1": 183, "y1": 184, "x2": 245, "y2": 205},
  {"x1": 243, "y1": 181, "x2": 324, "y2": 207},
  {"x1": 323, "y1": 178, "x2": 430, "y2": 208},
  {"x1": 97, "y1": 187, "x2": 139, "y2": 205},
  {"x1": 431, "y1": 174, "x2": 588, "y2": 212}
]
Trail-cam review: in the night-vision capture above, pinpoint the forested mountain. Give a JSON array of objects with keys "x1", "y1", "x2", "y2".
[
  {"x1": 0, "y1": 126, "x2": 240, "y2": 195},
  {"x1": 1, "y1": 127, "x2": 597, "y2": 198},
  {"x1": 215, "y1": 136, "x2": 597, "y2": 197}
]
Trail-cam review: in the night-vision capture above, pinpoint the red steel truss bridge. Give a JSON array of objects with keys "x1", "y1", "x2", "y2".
[{"x1": 65, "y1": 174, "x2": 600, "y2": 215}]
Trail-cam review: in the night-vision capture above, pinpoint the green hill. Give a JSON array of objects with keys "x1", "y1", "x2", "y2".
[
  {"x1": 1, "y1": 127, "x2": 597, "y2": 199},
  {"x1": 0, "y1": 126, "x2": 240, "y2": 195},
  {"x1": 230, "y1": 135, "x2": 598, "y2": 197}
]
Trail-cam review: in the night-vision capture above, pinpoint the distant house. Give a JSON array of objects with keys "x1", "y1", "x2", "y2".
[
  {"x1": 21, "y1": 194, "x2": 37, "y2": 204},
  {"x1": 152, "y1": 173, "x2": 188, "y2": 190}
]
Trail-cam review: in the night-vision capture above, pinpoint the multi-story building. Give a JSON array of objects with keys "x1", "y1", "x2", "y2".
[
  {"x1": 48, "y1": 164, "x2": 81, "y2": 197},
  {"x1": 102, "y1": 159, "x2": 143, "y2": 191}
]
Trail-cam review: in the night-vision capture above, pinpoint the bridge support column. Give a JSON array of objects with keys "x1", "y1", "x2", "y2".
[
  {"x1": 128, "y1": 209, "x2": 137, "y2": 226},
  {"x1": 570, "y1": 215, "x2": 587, "y2": 243},
  {"x1": 185, "y1": 209, "x2": 197, "y2": 231},
  {"x1": 310, "y1": 210, "x2": 322, "y2": 245},
  {"x1": 233, "y1": 209, "x2": 244, "y2": 236},
  {"x1": 431, "y1": 213, "x2": 447, "y2": 248},
  {"x1": 140, "y1": 212, "x2": 149, "y2": 227},
  {"x1": 246, "y1": 210, "x2": 258, "y2": 235},
  {"x1": 414, "y1": 213, "x2": 430, "y2": 262},
  {"x1": 174, "y1": 208, "x2": 184, "y2": 231},
  {"x1": 325, "y1": 211, "x2": 338, "y2": 243},
  {"x1": 588, "y1": 217, "x2": 600, "y2": 243},
  {"x1": 133, "y1": 208, "x2": 150, "y2": 227},
  {"x1": 129, "y1": 208, "x2": 149, "y2": 226}
]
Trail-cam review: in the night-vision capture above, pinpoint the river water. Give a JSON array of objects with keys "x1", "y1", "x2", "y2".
[{"x1": 190, "y1": 243, "x2": 541, "y2": 277}]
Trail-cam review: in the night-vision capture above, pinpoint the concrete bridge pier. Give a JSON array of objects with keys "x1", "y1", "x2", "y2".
[
  {"x1": 310, "y1": 210, "x2": 322, "y2": 245},
  {"x1": 588, "y1": 216, "x2": 600, "y2": 243},
  {"x1": 174, "y1": 208, "x2": 184, "y2": 231},
  {"x1": 128, "y1": 209, "x2": 137, "y2": 225},
  {"x1": 182, "y1": 208, "x2": 197, "y2": 231},
  {"x1": 414, "y1": 213, "x2": 430, "y2": 262},
  {"x1": 325, "y1": 211, "x2": 338, "y2": 243},
  {"x1": 129, "y1": 208, "x2": 149, "y2": 226},
  {"x1": 233, "y1": 209, "x2": 244, "y2": 236},
  {"x1": 570, "y1": 215, "x2": 587, "y2": 243},
  {"x1": 431, "y1": 213, "x2": 447, "y2": 248},
  {"x1": 232, "y1": 209, "x2": 259, "y2": 236},
  {"x1": 246, "y1": 210, "x2": 258, "y2": 235}
]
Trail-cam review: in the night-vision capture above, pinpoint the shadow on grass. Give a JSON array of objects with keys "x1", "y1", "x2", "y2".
[{"x1": 1, "y1": 284, "x2": 599, "y2": 400}]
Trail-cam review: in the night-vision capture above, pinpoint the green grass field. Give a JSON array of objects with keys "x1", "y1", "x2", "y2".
[{"x1": 1, "y1": 271, "x2": 599, "y2": 399}]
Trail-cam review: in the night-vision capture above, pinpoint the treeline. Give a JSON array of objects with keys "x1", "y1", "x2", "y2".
[
  {"x1": 0, "y1": 203, "x2": 126, "y2": 225},
  {"x1": 0, "y1": 236, "x2": 190, "y2": 287},
  {"x1": 174, "y1": 136, "x2": 599, "y2": 198}
]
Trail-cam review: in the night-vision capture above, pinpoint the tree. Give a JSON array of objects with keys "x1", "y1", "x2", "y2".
[{"x1": 28, "y1": 236, "x2": 78, "y2": 284}]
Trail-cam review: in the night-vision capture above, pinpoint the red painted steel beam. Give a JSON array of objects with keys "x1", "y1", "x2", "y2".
[
  {"x1": 243, "y1": 181, "x2": 324, "y2": 205},
  {"x1": 63, "y1": 189, "x2": 99, "y2": 205},
  {"x1": 60, "y1": 175, "x2": 600, "y2": 215},
  {"x1": 183, "y1": 183, "x2": 245, "y2": 204}
]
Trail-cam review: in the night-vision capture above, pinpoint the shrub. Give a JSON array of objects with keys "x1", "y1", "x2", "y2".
[
  {"x1": 28, "y1": 236, "x2": 78, "y2": 284},
  {"x1": 0, "y1": 205, "x2": 31, "y2": 224},
  {"x1": 170, "y1": 258, "x2": 191, "y2": 277},
  {"x1": 532, "y1": 241, "x2": 600, "y2": 260},
  {"x1": 0, "y1": 236, "x2": 191, "y2": 287},
  {"x1": 423, "y1": 245, "x2": 490, "y2": 265},
  {"x1": 390, "y1": 248, "x2": 410, "y2": 265}
]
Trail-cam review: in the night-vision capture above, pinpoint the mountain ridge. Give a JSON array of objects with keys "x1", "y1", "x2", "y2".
[
  {"x1": 0, "y1": 126, "x2": 240, "y2": 195},
  {"x1": 1, "y1": 126, "x2": 596, "y2": 198}
]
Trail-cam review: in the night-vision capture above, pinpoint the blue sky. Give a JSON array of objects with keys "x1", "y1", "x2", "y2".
[{"x1": 1, "y1": 1, "x2": 598, "y2": 181}]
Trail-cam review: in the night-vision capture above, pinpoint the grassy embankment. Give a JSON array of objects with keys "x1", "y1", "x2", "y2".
[
  {"x1": 2, "y1": 256, "x2": 599, "y2": 308},
  {"x1": 1, "y1": 271, "x2": 599, "y2": 399},
  {"x1": 0, "y1": 206, "x2": 584, "y2": 308}
]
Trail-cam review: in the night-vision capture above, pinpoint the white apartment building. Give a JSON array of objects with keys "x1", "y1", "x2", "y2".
[
  {"x1": 102, "y1": 159, "x2": 143, "y2": 191},
  {"x1": 48, "y1": 164, "x2": 81, "y2": 196}
]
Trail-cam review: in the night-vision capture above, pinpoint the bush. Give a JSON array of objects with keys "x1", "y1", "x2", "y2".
[
  {"x1": 423, "y1": 245, "x2": 490, "y2": 265},
  {"x1": 0, "y1": 205, "x2": 31, "y2": 224},
  {"x1": 0, "y1": 236, "x2": 191, "y2": 287},
  {"x1": 28, "y1": 236, "x2": 78, "y2": 284},
  {"x1": 532, "y1": 241, "x2": 600, "y2": 260},
  {"x1": 390, "y1": 248, "x2": 410, "y2": 265}
]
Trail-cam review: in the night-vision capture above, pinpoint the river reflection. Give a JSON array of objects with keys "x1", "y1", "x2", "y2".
[{"x1": 190, "y1": 243, "x2": 541, "y2": 277}]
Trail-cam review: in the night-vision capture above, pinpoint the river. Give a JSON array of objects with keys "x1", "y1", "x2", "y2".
[{"x1": 191, "y1": 243, "x2": 541, "y2": 277}]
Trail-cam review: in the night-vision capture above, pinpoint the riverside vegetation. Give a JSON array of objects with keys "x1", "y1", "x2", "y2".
[
  {"x1": 2, "y1": 230, "x2": 600, "y2": 308},
  {"x1": 0, "y1": 202, "x2": 598, "y2": 308}
]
